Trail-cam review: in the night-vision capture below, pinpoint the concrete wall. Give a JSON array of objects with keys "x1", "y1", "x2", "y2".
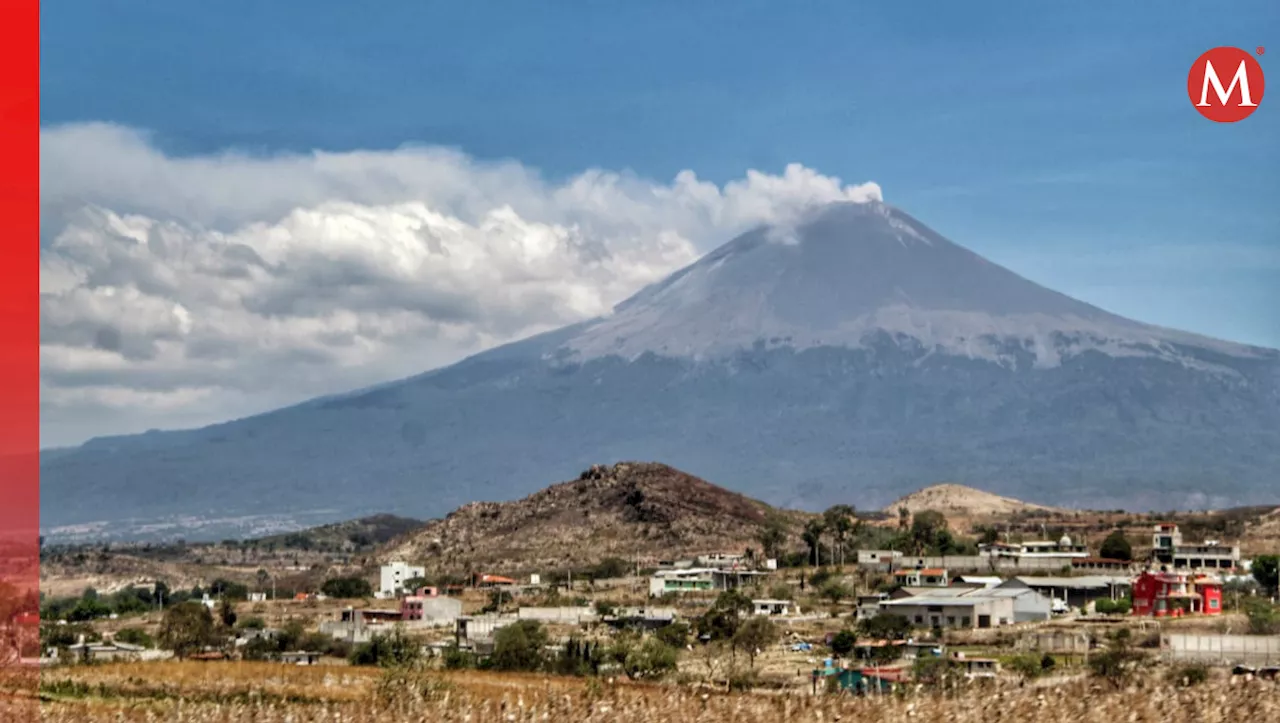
[
  {"x1": 1020, "y1": 631, "x2": 1091, "y2": 655},
  {"x1": 897, "y1": 556, "x2": 1091, "y2": 573},
  {"x1": 418, "y1": 597, "x2": 463, "y2": 621},
  {"x1": 1162, "y1": 634, "x2": 1280, "y2": 666},
  {"x1": 517, "y1": 607, "x2": 596, "y2": 624}
]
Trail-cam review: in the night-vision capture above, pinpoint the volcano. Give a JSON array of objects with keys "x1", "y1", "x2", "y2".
[{"x1": 40, "y1": 201, "x2": 1280, "y2": 540}]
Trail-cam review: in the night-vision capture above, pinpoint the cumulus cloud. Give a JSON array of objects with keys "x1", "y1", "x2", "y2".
[{"x1": 40, "y1": 123, "x2": 883, "y2": 447}]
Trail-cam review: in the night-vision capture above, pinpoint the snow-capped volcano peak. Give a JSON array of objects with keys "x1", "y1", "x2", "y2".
[{"x1": 559, "y1": 201, "x2": 1270, "y2": 368}]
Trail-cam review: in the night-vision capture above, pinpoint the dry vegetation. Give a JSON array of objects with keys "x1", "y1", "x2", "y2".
[{"x1": 24, "y1": 660, "x2": 1280, "y2": 722}]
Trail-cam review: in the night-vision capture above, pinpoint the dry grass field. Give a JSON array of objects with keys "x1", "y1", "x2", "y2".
[{"x1": 20, "y1": 660, "x2": 1280, "y2": 722}]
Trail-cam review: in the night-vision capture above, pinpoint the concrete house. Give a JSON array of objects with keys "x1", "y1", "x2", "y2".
[
  {"x1": 892, "y1": 568, "x2": 948, "y2": 587},
  {"x1": 751, "y1": 599, "x2": 796, "y2": 616},
  {"x1": 1150, "y1": 523, "x2": 1241, "y2": 571},
  {"x1": 879, "y1": 595, "x2": 1015, "y2": 629},
  {"x1": 997, "y1": 576, "x2": 1130, "y2": 611},
  {"x1": 977, "y1": 586, "x2": 1053, "y2": 623},
  {"x1": 380, "y1": 561, "x2": 425, "y2": 597}
]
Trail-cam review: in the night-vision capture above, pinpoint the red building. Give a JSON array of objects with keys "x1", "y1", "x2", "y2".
[{"x1": 1131, "y1": 571, "x2": 1222, "y2": 617}]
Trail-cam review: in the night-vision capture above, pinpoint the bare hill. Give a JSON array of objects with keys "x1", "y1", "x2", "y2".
[
  {"x1": 886, "y1": 483, "x2": 1059, "y2": 519},
  {"x1": 382, "y1": 462, "x2": 806, "y2": 575}
]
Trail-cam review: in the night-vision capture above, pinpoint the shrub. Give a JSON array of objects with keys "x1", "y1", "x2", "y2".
[
  {"x1": 321, "y1": 577, "x2": 374, "y2": 599},
  {"x1": 490, "y1": 620, "x2": 548, "y2": 672},
  {"x1": 830, "y1": 630, "x2": 856, "y2": 657},
  {"x1": 1167, "y1": 662, "x2": 1210, "y2": 687},
  {"x1": 623, "y1": 638, "x2": 679, "y2": 680},
  {"x1": 654, "y1": 621, "x2": 690, "y2": 649},
  {"x1": 349, "y1": 627, "x2": 423, "y2": 668},
  {"x1": 113, "y1": 628, "x2": 154, "y2": 648}
]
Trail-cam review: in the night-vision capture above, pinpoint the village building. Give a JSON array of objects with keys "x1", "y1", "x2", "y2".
[
  {"x1": 751, "y1": 599, "x2": 796, "y2": 616},
  {"x1": 996, "y1": 575, "x2": 1130, "y2": 611},
  {"x1": 648, "y1": 568, "x2": 769, "y2": 597},
  {"x1": 379, "y1": 561, "x2": 425, "y2": 597},
  {"x1": 892, "y1": 568, "x2": 948, "y2": 587},
  {"x1": 603, "y1": 607, "x2": 678, "y2": 630},
  {"x1": 1150, "y1": 523, "x2": 1241, "y2": 571},
  {"x1": 1070, "y1": 557, "x2": 1133, "y2": 573},
  {"x1": 856, "y1": 550, "x2": 904, "y2": 571},
  {"x1": 400, "y1": 588, "x2": 463, "y2": 623},
  {"x1": 1131, "y1": 571, "x2": 1223, "y2": 617},
  {"x1": 976, "y1": 586, "x2": 1053, "y2": 623},
  {"x1": 879, "y1": 594, "x2": 1015, "y2": 629},
  {"x1": 952, "y1": 575, "x2": 1003, "y2": 589},
  {"x1": 475, "y1": 573, "x2": 517, "y2": 588},
  {"x1": 279, "y1": 651, "x2": 323, "y2": 665},
  {"x1": 979, "y1": 535, "x2": 1089, "y2": 562},
  {"x1": 855, "y1": 592, "x2": 890, "y2": 620}
]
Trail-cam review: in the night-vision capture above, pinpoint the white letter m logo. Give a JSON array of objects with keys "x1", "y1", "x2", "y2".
[{"x1": 1198, "y1": 59, "x2": 1258, "y2": 107}]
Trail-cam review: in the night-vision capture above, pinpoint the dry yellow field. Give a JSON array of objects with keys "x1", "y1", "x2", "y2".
[{"x1": 18, "y1": 660, "x2": 1280, "y2": 722}]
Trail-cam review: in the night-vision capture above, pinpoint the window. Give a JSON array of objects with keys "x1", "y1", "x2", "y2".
[
  {"x1": 914, "y1": 615, "x2": 923, "y2": 624},
  {"x1": 946, "y1": 616, "x2": 956, "y2": 626},
  {"x1": 1209, "y1": 599, "x2": 1219, "y2": 610},
  {"x1": 961, "y1": 617, "x2": 971, "y2": 627}
]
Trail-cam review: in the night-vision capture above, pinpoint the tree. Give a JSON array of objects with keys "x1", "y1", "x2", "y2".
[
  {"x1": 898, "y1": 507, "x2": 910, "y2": 530},
  {"x1": 217, "y1": 598, "x2": 237, "y2": 628},
  {"x1": 491, "y1": 620, "x2": 548, "y2": 672},
  {"x1": 655, "y1": 621, "x2": 690, "y2": 649},
  {"x1": 732, "y1": 616, "x2": 778, "y2": 669},
  {"x1": 830, "y1": 629, "x2": 856, "y2": 657},
  {"x1": 1252, "y1": 555, "x2": 1280, "y2": 596},
  {"x1": 857, "y1": 613, "x2": 911, "y2": 641},
  {"x1": 823, "y1": 505, "x2": 856, "y2": 567},
  {"x1": 349, "y1": 626, "x2": 423, "y2": 668},
  {"x1": 158, "y1": 602, "x2": 219, "y2": 659},
  {"x1": 321, "y1": 576, "x2": 374, "y2": 599},
  {"x1": 1088, "y1": 629, "x2": 1146, "y2": 688},
  {"x1": 1099, "y1": 531, "x2": 1133, "y2": 562},
  {"x1": 910, "y1": 510, "x2": 948, "y2": 555},
  {"x1": 696, "y1": 590, "x2": 753, "y2": 643},
  {"x1": 802, "y1": 519, "x2": 826, "y2": 567},
  {"x1": 623, "y1": 638, "x2": 680, "y2": 679},
  {"x1": 757, "y1": 516, "x2": 788, "y2": 562},
  {"x1": 820, "y1": 580, "x2": 851, "y2": 605},
  {"x1": 256, "y1": 569, "x2": 271, "y2": 592}
]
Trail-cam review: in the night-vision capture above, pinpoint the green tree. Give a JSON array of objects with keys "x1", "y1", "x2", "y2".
[
  {"x1": 1087, "y1": 628, "x2": 1146, "y2": 688},
  {"x1": 820, "y1": 580, "x2": 851, "y2": 605},
  {"x1": 857, "y1": 613, "x2": 912, "y2": 640},
  {"x1": 830, "y1": 629, "x2": 857, "y2": 657},
  {"x1": 158, "y1": 602, "x2": 220, "y2": 659},
  {"x1": 491, "y1": 620, "x2": 548, "y2": 672},
  {"x1": 113, "y1": 627, "x2": 154, "y2": 648},
  {"x1": 802, "y1": 519, "x2": 826, "y2": 567},
  {"x1": 823, "y1": 505, "x2": 856, "y2": 567},
  {"x1": 732, "y1": 615, "x2": 778, "y2": 669},
  {"x1": 654, "y1": 621, "x2": 690, "y2": 649},
  {"x1": 696, "y1": 590, "x2": 753, "y2": 642},
  {"x1": 217, "y1": 598, "x2": 238, "y2": 628},
  {"x1": 1099, "y1": 531, "x2": 1133, "y2": 562},
  {"x1": 757, "y1": 515, "x2": 788, "y2": 562},
  {"x1": 623, "y1": 638, "x2": 679, "y2": 679},
  {"x1": 349, "y1": 626, "x2": 423, "y2": 668},
  {"x1": 910, "y1": 510, "x2": 949, "y2": 555},
  {"x1": 1251, "y1": 555, "x2": 1280, "y2": 596},
  {"x1": 321, "y1": 576, "x2": 374, "y2": 599}
]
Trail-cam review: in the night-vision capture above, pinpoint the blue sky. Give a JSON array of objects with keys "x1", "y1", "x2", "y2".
[{"x1": 36, "y1": 2, "x2": 1280, "y2": 448}]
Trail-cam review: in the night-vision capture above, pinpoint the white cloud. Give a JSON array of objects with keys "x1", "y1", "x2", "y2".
[{"x1": 39, "y1": 123, "x2": 883, "y2": 447}]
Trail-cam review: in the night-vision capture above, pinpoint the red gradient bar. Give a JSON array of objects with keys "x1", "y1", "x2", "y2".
[{"x1": 0, "y1": 0, "x2": 40, "y2": 716}]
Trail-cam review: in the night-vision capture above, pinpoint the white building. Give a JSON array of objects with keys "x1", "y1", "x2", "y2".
[
  {"x1": 380, "y1": 561, "x2": 425, "y2": 597},
  {"x1": 751, "y1": 599, "x2": 796, "y2": 616},
  {"x1": 979, "y1": 535, "x2": 1089, "y2": 562}
]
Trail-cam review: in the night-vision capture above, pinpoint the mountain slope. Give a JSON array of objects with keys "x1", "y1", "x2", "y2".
[
  {"x1": 40, "y1": 201, "x2": 1280, "y2": 540},
  {"x1": 381, "y1": 462, "x2": 806, "y2": 575}
]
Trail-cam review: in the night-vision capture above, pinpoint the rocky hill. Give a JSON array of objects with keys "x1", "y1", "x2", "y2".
[
  {"x1": 381, "y1": 462, "x2": 807, "y2": 575},
  {"x1": 887, "y1": 484, "x2": 1058, "y2": 518}
]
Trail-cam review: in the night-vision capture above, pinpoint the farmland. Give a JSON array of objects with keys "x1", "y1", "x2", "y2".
[{"x1": 24, "y1": 660, "x2": 1280, "y2": 722}]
